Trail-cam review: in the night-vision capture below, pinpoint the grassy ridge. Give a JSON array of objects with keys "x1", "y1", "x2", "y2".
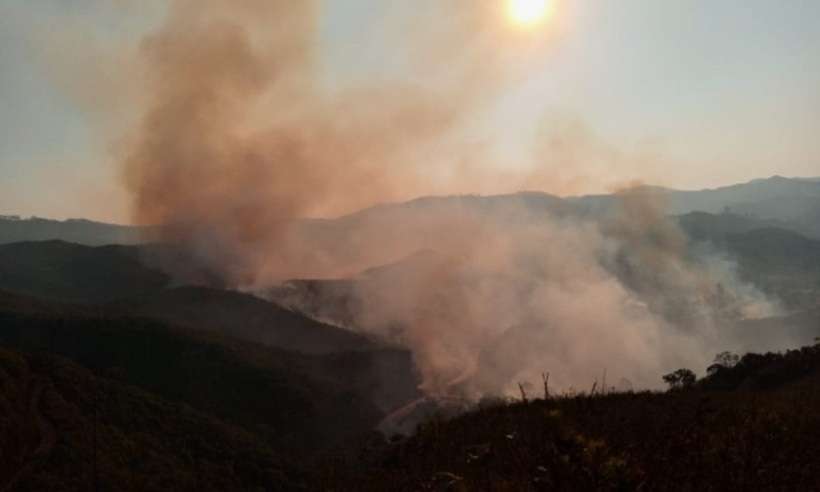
[{"x1": 322, "y1": 345, "x2": 820, "y2": 491}]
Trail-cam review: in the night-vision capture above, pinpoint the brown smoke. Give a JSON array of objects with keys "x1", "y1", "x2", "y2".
[
  {"x1": 267, "y1": 189, "x2": 781, "y2": 397},
  {"x1": 121, "y1": 0, "x2": 782, "y2": 397},
  {"x1": 122, "y1": 0, "x2": 555, "y2": 284}
]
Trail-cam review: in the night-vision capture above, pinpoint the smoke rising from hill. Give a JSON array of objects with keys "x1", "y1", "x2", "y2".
[
  {"x1": 121, "y1": 0, "x2": 781, "y2": 397},
  {"x1": 122, "y1": 0, "x2": 550, "y2": 283},
  {"x1": 268, "y1": 190, "x2": 781, "y2": 396}
]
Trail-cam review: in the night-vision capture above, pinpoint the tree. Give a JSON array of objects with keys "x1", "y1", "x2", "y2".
[
  {"x1": 707, "y1": 351, "x2": 740, "y2": 376},
  {"x1": 662, "y1": 369, "x2": 696, "y2": 390},
  {"x1": 713, "y1": 351, "x2": 740, "y2": 368}
]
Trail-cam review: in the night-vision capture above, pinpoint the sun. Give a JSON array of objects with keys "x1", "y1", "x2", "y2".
[{"x1": 507, "y1": 0, "x2": 552, "y2": 27}]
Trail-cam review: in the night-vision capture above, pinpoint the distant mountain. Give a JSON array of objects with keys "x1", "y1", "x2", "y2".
[
  {"x1": 729, "y1": 307, "x2": 820, "y2": 353},
  {"x1": 0, "y1": 216, "x2": 153, "y2": 246},
  {"x1": 334, "y1": 180, "x2": 820, "y2": 252},
  {"x1": 674, "y1": 214, "x2": 820, "y2": 310},
  {"x1": 294, "y1": 178, "x2": 820, "y2": 265},
  {"x1": 667, "y1": 175, "x2": 820, "y2": 216},
  {"x1": 724, "y1": 228, "x2": 820, "y2": 309},
  {"x1": 573, "y1": 176, "x2": 820, "y2": 238},
  {"x1": 667, "y1": 176, "x2": 820, "y2": 238},
  {"x1": 726, "y1": 227, "x2": 820, "y2": 272},
  {"x1": 292, "y1": 176, "x2": 820, "y2": 313},
  {"x1": 0, "y1": 241, "x2": 170, "y2": 304},
  {"x1": 3, "y1": 176, "x2": 817, "y2": 247},
  {"x1": 273, "y1": 209, "x2": 820, "y2": 329},
  {"x1": 334, "y1": 192, "x2": 575, "y2": 227},
  {"x1": 676, "y1": 211, "x2": 808, "y2": 242}
]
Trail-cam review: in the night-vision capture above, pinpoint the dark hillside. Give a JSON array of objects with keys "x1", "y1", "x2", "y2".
[
  {"x1": 674, "y1": 215, "x2": 820, "y2": 310},
  {"x1": 0, "y1": 241, "x2": 169, "y2": 304},
  {"x1": 0, "y1": 289, "x2": 88, "y2": 317},
  {"x1": 676, "y1": 211, "x2": 808, "y2": 241},
  {"x1": 699, "y1": 343, "x2": 820, "y2": 391},
  {"x1": 0, "y1": 242, "x2": 423, "y2": 412},
  {"x1": 109, "y1": 287, "x2": 422, "y2": 413},
  {"x1": 0, "y1": 348, "x2": 303, "y2": 492},
  {"x1": 116, "y1": 286, "x2": 380, "y2": 355},
  {"x1": 324, "y1": 344, "x2": 820, "y2": 491},
  {"x1": 725, "y1": 227, "x2": 820, "y2": 272},
  {"x1": 0, "y1": 294, "x2": 390, "y2": 455},
  {"x1": 726, "y1": 228, "x2": 820, "y2": 309}
]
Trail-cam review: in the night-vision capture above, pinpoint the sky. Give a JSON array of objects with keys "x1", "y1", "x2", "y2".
[{"x1": 1, "y1": 0, "x2": 819, "y2": 223}]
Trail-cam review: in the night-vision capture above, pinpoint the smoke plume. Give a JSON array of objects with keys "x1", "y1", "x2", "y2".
[
  {"x1": 269, "y1": 190, "x2": 780, "y2": 397},
  {"x1": 122, "y1": 0, "x2": 781, "y2": 397},
  {"x1": 123, "y1": 0, "x2": 549, "y2": 283}
]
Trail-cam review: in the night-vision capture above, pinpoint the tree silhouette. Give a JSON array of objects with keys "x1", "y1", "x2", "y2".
[
  {"x1": 708, "y1": 351, "x2": 740, "y2": 376},
  {"x1": 713, "y1": 351, "x2": 740, "y2": 368},
  {"x1": 662, "y1": 369, "x2": 696, "y2": 390}
]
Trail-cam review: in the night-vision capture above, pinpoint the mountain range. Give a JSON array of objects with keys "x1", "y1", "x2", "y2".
[{"x1": 3, "y1": 176, "x2": 819, "y2": 246}]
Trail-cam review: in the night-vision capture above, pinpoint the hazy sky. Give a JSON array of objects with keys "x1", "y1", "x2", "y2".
[{"x1": 1, "y1": 0, "x2": 819, "y2": 223}]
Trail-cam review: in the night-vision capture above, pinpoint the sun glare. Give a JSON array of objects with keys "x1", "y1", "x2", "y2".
[{"x1": 507, "y1": 0, "x2": 552, "y2": 27}]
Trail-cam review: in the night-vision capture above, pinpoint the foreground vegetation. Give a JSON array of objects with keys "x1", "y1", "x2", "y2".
[
  {"x1": 2, "y1": 335, "x2": 820, "y2": 491},
  {"x1": 0, "y1": 274, "x2": 818, "y2": 490},
  {"x1": 2, "y1": 296, "x2": 820, "y2": 491},
  {"x1": 0, "y1": 348, "x2": 303, "y2": 491},
  {"x1": 319, "y1": 343, "x2": 820, "y2": 491}
]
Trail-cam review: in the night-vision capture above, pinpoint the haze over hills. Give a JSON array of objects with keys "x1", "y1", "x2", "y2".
[
  {"x1": 3, "y1": 176, "x2": 818, "y2": 246},
  {"x1": 0, "y1": 216, "x2": 157, "y2": 246},
  {"x1": 573, "y1": 176, "x2": 820, "y2": 238},
  {"x1": 1, "y1": 175, "x2": 819, "y2": 490},
  {"x1": 2, "y1": 176, "x2": 819, "y2": 392}
]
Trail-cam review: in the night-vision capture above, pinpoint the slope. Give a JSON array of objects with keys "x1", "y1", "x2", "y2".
[
  {"x1": 0, "y1": 241, "x2": 169, "y2": 304},
  {"x1": 0, "y1": 347, "x2": 304, "y2": 492},
  {"x1": 0, "y1": 290, "x2": 395, "y2": 455},
  {"x1": 324, "y1": 344, "x2": 820, "y2": 491}
]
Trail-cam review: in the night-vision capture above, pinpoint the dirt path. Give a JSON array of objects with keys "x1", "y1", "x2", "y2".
[{"x1": 1, "y1": 378, "x2": 57, "y2": 492}]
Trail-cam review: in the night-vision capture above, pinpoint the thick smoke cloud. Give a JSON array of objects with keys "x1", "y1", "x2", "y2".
[
  {"x1": 123, "y1": 0, "x2": 548, "y2": 284},
  {"x1": 270, "y1": 191, "x2": 780, "y2": 397},
  {"x1": 123, "y1": 0, "x2": 780, "y2": 397}
]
